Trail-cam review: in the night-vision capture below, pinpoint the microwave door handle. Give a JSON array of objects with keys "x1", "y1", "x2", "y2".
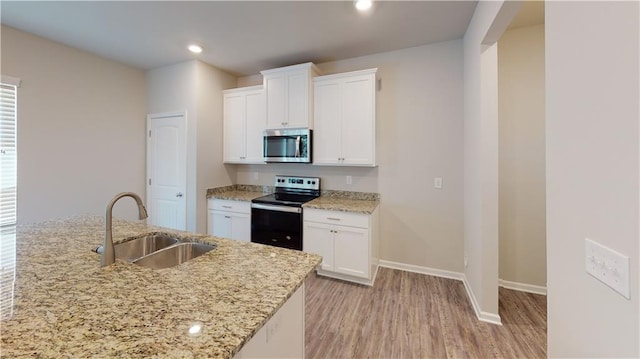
[{"x1": 295, "y1": 136, "x2": 301, "y2": 157}]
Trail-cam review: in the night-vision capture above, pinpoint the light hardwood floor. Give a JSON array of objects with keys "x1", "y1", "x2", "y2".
[{"x1": 305, "y1": 267, "x2": 546, "y2": 359}]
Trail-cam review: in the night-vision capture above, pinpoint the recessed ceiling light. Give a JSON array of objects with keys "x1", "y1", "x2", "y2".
[
  {"x1": 188, "y1": 44, "x2": 203, "y2": 54},
  {"x1": 355, "y1": 0, "x2": 372, "y2": 11}
]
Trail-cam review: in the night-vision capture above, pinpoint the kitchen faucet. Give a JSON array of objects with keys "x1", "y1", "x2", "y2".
[{"x1": 101, "y1": 192, "x2": 148, "y2": 267}]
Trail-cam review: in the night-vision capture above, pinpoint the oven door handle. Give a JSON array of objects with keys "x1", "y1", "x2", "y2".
[{"x1": 251, "y1": 203, "x2": 302, "y2": 214}]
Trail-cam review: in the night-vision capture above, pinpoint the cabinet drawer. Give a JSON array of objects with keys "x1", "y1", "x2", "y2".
[
  {"x1": 208, "y1": 199, "x2": 251, "y2": 214},
  {"x1": 303, "y1": 208, "x2": 370, "y2": 228}
]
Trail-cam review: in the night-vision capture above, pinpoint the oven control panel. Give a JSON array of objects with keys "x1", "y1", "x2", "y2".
[{"x1": 274, "y1": 175, "x2": 320, "y2": 191}]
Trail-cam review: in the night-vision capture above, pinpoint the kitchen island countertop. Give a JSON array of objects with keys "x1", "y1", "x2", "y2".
[{"x1": 1, "y1": 216, "x2": 320, "y2": 358}]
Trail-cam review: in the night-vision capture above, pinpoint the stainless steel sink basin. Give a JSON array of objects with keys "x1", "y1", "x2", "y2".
[
  {"x1": 132, "y1": 242, "x2": 216, "y2": 269},
  {"x1": 94, "y1": 232, "x2": 217, "y2": 269},
  {"x1": 114, "y1": 233, "x2": 180, "y2": 262}
]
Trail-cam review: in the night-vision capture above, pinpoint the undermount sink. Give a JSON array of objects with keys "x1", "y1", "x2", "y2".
[
  {"x1": 115, "y1": 233, "x2": 180, "y2": 262},
  {"x1": 131, "y1": 242, "x2": 216, "y2": 269},
  {"x1": 96, "y1": 232, "x2": 217, "y2": 269}
]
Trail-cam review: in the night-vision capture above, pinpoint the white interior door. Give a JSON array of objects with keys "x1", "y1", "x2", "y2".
[{"x1": 147, "y1": 113, "x2": 187, "y2": 230}]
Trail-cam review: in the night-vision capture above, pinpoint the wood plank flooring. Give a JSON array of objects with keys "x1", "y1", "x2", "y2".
[{"x1": 305, "y1": 267, "x2": 546, "y2": 359}]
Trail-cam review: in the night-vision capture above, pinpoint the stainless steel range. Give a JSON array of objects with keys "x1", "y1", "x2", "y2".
[{"x1": 251, "y1": 175, "x2": 320, "y2": 250}]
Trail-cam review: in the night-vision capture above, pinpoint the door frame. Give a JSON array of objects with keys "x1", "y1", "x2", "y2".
[{"x1": 146, "y1": 111, "x2": 188, "y2": 229}]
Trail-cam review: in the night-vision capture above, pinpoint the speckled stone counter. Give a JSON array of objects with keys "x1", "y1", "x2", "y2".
[
  {"x1": 207, "y1": 190, "x2": 266, "y2": 202},
  {"x1": 207, "y1": 185, "x2": 270, "y2": 202},
  {"x1": 303, "y1": 197, "x2": 380, "y2": 214},
  {"x1": 207, "y1": 185, "x2": 380, "y2": 214},
  {"x1": 1, "y1": 216, "x2": 321, "y2": 358}
]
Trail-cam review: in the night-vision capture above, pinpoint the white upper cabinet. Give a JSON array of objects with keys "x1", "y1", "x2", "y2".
[
  {"x1": 313, "y1": 68, "x2": 377, "y2": 166},
  {"x1": 313, "y1": 81, "x2": 341, "y2": 164},
  {"x1": 223, "y1": 86, "x2": 265, "y2": 164},
  {"x1": 261, "y1": 63, "x2": 319, "y2": 129}
]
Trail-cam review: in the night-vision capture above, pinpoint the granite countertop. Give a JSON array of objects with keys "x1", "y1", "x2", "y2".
[
  {"x1": 207, "y1": 190, "x2": 266, "y2": 202},
  {"x1": 206, "y1": 185, "x2": 270, "y2": 202},
  {"x1": 207, "y1": 185, "x2": 380, "y2": 214},
  {"x1": 1, "y1": 216, "x2": 321, "y2": 358},
  {"x1": 303, "y1": 197, "x2": 379, "y2": 214}
]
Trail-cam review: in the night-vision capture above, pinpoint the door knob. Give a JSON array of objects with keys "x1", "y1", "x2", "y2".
[{"x1": 176, "y1": 192, "x2": 184, "y2": 198}]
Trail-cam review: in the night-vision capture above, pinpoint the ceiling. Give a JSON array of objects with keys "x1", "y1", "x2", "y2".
[
  {"x1": 1, "y1": 1, "x2": 479, "y2": 76},
  {"x1": 508, "y1": 0, "x2": 544, "y2": 30}
]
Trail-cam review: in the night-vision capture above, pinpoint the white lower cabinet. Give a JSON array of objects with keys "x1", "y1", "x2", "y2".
[
  {"x1": 303, "y1": 222, "x2": 335, "y2": 272},
  {"x1": 234, "y1": 284, "x2": 305, "y2": 359},
  {"x1": 303, "y1": 207, "x2": 379, "y2": 286},
  {"x1": 207, "y1": 199, "x2": 251, "y2": 242}
]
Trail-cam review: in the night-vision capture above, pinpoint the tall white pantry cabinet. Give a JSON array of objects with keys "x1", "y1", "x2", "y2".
[{"x1": 313, "y1": 68, "x2": 377, "y2": 166}]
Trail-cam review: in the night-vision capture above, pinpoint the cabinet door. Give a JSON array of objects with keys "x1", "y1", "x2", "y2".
[
  {"x1": 235, "y1": 285, "x2": 304, "y2": 359},
  {"x1": 223, "y1": 93, "x2": 246, "y2": 163},
  {"x1": 303, "y1": 221, "x2": 334, "y2": 272},
  {"x1": 244, "y1": 89, "x2": 266, "y2": 163},
  {"x1": 287, "y1": 71, "x2": 309, "y2": 128},
  {"x1": 313, "y1": 80, "x2": 342, "y2": 165},
  {"x1": 207, "y1": 209, "x2": 215, "y2": 235},
  {"x1": 210, "y1": 210, "x2": 232, "y2": 239},
  {"x1": 230, "y1": 212, "x2": 251, "y2": 242},
  {"x1": 341, "y1": 74, "x2": 375, "y2": 166},
  {"x1": 265, "y1": 75, "x2": 287, "y2": 128},
  {"x1": 333, "y1": 226, "x2": 369, "y2": 279}
]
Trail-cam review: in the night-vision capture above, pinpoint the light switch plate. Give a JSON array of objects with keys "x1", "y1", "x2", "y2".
[
  {"x1": 434, "y1": 177, "x2": 443, "y2": 189},
  {"x1": 585, "y1": 238, "x2": 630, "y2": 299}
]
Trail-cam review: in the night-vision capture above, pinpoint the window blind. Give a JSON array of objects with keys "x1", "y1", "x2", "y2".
[
  {"x1": 0, "y1": 80, "x2": 17, "y2": 320},
  {"x1": 1, "y1": 83, "x2": 17, "y2": 226}
]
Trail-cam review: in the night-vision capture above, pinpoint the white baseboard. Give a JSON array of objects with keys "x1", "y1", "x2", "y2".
[
  {"x1": 378, "y1": 260, "x2": 510, "y2": 325},
  {"x1": 316, "y1": 269, "x2": 376, "y2": 286},
  {"x1": 499, "y1": 279, "x2": 547, "y2": 295},
  {"x1": 462, "y1": 274, "x2": 503, "y2": 325},
  {"x1": 378, "y1": 260, "x2": 464, "y2": 281}
]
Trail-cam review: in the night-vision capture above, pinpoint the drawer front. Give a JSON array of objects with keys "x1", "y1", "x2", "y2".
[
  {"x1": 208, "y1": 199, "x2": 251, "y2": 214},
  {"x1": 303, "y1": 208, "x2": 369, "y2": 228}
]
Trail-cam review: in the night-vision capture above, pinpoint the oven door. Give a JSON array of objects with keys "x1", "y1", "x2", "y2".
[{"x1": 251, "y1": 203, "x2": 303, "y2": 250}]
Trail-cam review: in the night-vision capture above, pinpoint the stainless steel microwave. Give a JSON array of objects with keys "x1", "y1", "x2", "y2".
[{"x1": 263, "y1": 128, "x2": 312, "y2": 163}]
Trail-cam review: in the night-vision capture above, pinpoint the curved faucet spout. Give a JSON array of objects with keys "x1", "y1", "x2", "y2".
[{"x1": 101, "y1": 192, "x2": 149, "y2": 267}]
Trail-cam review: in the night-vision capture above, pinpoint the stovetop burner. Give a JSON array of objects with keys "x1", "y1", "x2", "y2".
[
  {"x1": 252, "y1": 193, "x2": 319, "y2": 207},
  {"x1": 251, "y1": 175, "x2": 321, "y2": 207}
]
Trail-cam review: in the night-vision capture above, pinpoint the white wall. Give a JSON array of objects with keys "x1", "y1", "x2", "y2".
[
  {"x1": 194, "y1": 61, "x2": 237, "y2": 233},
  {"x1": 546, "y1": 2, "x2": 639, "y2": 357},
  {"x1": 462, "y1": 0, "x2": 520, "y2": 323},
  {"x1": 498, "y1": 24, "x2": 546, "y2": 288},
  {"x1": 236, "y1": 40, "x2": 465, "y2": 273},
  {"x1": 146, "y1": 61, "x2": 198, "y2": 231},
  {"x1": 1, "y1": 25, "x2": 147, "y2": 223},
  {"x1": 146, "y1": 60, "x2": 236, "y2": 233}
]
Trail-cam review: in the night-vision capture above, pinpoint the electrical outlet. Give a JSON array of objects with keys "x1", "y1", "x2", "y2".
[
  {"x1": 585, "y1": 238, "x2": 630, "y2": 299},
  {"x1": 252, "y1": 172, "x2": 259, "y2": 181},
  {"x1": 434, "y1": 177, "x2": 443, "y2": 189},
  {"x1": 464, "y1": 254, "x2": 468, "y2": 268},
  {"x1": 346, "y1": 176, "x2": 352, "y2": 185}
]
